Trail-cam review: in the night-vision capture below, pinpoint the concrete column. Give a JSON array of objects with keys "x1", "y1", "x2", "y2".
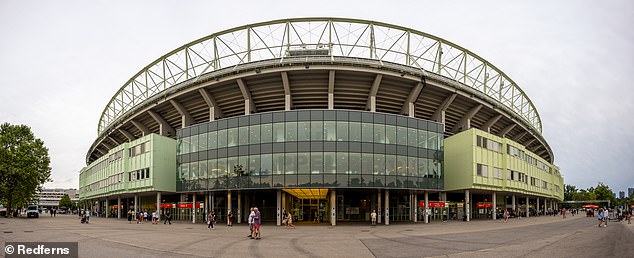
[
  {"x1": 512, "y1": 195, "x2": 516, "y2": 211},
  {"x1": 424, "y1": 192, "x2": 429, "y2": 224},
  {"x1": 282, "y1": 191, "x2": 286, "y2": 212},
  {"x1": 377, "y1": 190, "x2": 382, "y2": 224},
  {"x1": 192, "y1": 194, "x2": 196, "y2": 224},
  {"x1": 492, "y1": 192, "x2": 496, "y2": 220},
  {"x1": 134, "y1": 195, "x2": 138, "y2": 214},
  {"x1": 227, "y1": 191, "x2": 232, "y2": 220},
  {"x1": 205, "y1": 192, "x2": 209, "y2": 217},
  {"x1": 526, "y1": 197, "x2": 530, "y2": 218},
  {"x1": 156, "y1": 192, "x2": 161, "y2": 221},
  {"x1": 105, "y1": 199, "x2": 109, "y2": 218},
  {"x1": 277, "y1": 190, "x2": 282, "y2": 226},
  {"x1": 237, "y1": 191, "x2": 242, "y2": 224},
  {"x1": 212, "y1": 192, "x2": 215, "y2": 212},
  {"x1": 385, "y1": 190, "x2": 390, "y2": 225},
  {"x1": 465, "y1": 190, "x2": 470, "y2": 222},
  {"x1": 330, "y1": 189, "x2": 336, "y2": 226},
  {"x1": 118, "y1": 196, "x2": 121, "y2": 219},
  {"x1": 411, "y1": 191, "x2": 418, "y2": 222}
]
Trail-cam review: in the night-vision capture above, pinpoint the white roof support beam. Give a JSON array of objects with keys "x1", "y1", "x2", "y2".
[
  {"x1": 530, "y1": 145, "x2": 541, "y2": 154},
  {"x1": 199, "y1": 88, "x2": 222, "y2": 121},
  {"x1": 102, "y1": 142, "x2": 113, "y2": 150},
  {"x1": 118, "y1": 129, "x2": 135, "y2": 142},
  {"x1": 452, "y1": 104, "x2": 482, "y2": 133},
  {"x1": 328, "y1": 70, "x2": 335, "y2": 110},
  {"x1": 148, "y1": 110, "x2": 175, "y2": 137},
  {"x1": 481, "y1": 114, "x2": 502, "y2": 134},
  {"x1": 524, "y1": 138, "x2": 536, "y2": 147},
  {"x1": 401, "y1": 82, "x2": 424, "y2": 118},
  {"x1": 237, "y1": 78, "x2": 256, "y2": 114},
  {"x1": 170, "y1": 99, "x2": 193, "y2": 128},
  {"x1": 281, "y1": 72, "x2": 292, "y2": 111},
  {"x1": 500, "y1": 124, "x2": 516, "y2": 138},
  {"x1": 513, "y1": 131, "x2": 527, "y2": 142},
  {"x1": 432, "y1": 93, "x2": 457, "y2": 124},
  {"x1": 131, "y1": 120, "x2": 150, "y2": 136},
  {"x1": 366, "y1": 74, "x2": 383, "y2": 112},
  {"x1": 95, "y1": 148, "x2": 106, "y2": 156},
  {"x1": 107, "y1": 136, "x2": 120, "y2": 146}
]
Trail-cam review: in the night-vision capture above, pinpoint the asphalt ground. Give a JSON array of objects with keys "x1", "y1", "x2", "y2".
[{"x1": 1, "y1": 214, "x2": 632, "y2": 258}]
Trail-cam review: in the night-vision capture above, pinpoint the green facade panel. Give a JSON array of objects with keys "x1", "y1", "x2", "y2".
[
  {"x1": 79, "y1": 134, "x2": 176, "y2": 200},
  {"x1": 444, "y1": 128, "x2": 563, "y2": 201}
]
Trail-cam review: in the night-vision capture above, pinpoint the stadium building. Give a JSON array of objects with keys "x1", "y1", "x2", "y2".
[{"x1": 79, "y1": 18, "x2": 564, "y2": 225}]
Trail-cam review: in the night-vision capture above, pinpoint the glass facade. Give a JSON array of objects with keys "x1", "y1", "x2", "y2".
[{"x1": 176, "y1": 110, "x2": 444, "y2": 192}]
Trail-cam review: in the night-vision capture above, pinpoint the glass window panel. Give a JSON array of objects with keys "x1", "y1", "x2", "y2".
[
  {"x1": 261, "y1": 124, "x2": 272, "y2": 143},
  {"x1": 249, "y1": 125, "x2": 260, "y2": 144},
  {"x1": 273, "y1": 123, "x2": 285, "y2": 142},
  {"x1": 208, "y1": 159, "x2": 218, "y2": 179},
  {"x1": 297, "y1": 122, "x2": 310, "y2": 141},
  {"x1": 397, "y1": 126, "x2": 407, "y2": 145},
  {"x1": 192, "y1": 136, "x2": 200, "y2": 153},
  {"x1": 310, "y1": 121, "x2": 323, "y2": 141},
  {"x1": 199, "y1": 160, "x2": 208, "y2": 179},
  {"x1": 418, "y1": 129, "x2": 427, "y2": 148},
  {"x1": 199, "y1": 133, "x2": 208, "y2": 150},
  {"x1": 374, "y1": 124, "x2": 386, "y2": 143},
  {"x1": 408, "y1": 128, "x2": 417, "y2": 147},
  {"x1": 385, "y1": 155, "x2": 396, "y2": 175},
  {"x1": 336, "y1": 121, "x2": 348, "y2": 141},
  {"x1": 183, "y1": 137, "x2": 192, "y2": 154},
  {"x1": 373, "y1": 154, "x2": 385, "y2": 175},
  {"x1": 285, "y1": 153, "x2": 297, "y2": 174},
  {"x1": 419, "y1": 158, "x2": 429, "y2": 177},
  {"x1": 208, "y1": 131, "x2": 217, "y2": 149},
  {"x1": 177, "y1": 139, "x2": 183, "y2": 155},
  {"x1": 439, "y1": 134, "x2": 444, "y2": 150},
  {"x1": 181, "y1": 162, "x2": 190, "y2": 180},
  {"x1": 428, "y1": 132, "x2": 438, "y2": 150},
  {"x1": 227, "y1": 157, "x2": 238, "y2": 177},
  {"x1": 386, "y1": 125, "x2": 396, "y2": 144},
  {"x1": 239, "y1": 155, "x2": 249, "y2": 175},
  {"x1": 227, "y1": 128, "x2": 238, "y2": 147},
  {"x1": 362, "y1": 153, "x2": 373, "y2": 174},
  {"x1": 337, "y1": 152, "x2": 348, "y2": 174},
  {"x1": 349, "y1": 153, "x2": 361, "y2": 174},
  {"x1": 217, "y1": 130, "x2": 227, "y2": 148},
  {"x1": 273, "y1": 153, "x2": 285, "y2": 175},
  {"x1": 324, "y1": 152, "x2": 336, "y2": 173},
  {"x1": 286, "y1": 122, "x2": 298, "y2": 141},
  {"x1": 239, "y1": 127, "x2": 249, "y2": 145},
  {"x1": 297, "y1": 152, "x2": 310, "y2": 174},
  {"x1": 324, "y1": 121, "x2": 336, "y2": 141},
  {"x1": 311, "y1": 152, "x2": 323, "y2": 174},
  {"x1": 408, "y1": 156, "x2": 417, "y2": 177},
  {"x1": 362, "y1": 123, "x2": 373, "y2": 142},
  {"x1": 349, "y1": 122, "x2": 361, "y2": 142},
  {"x1": 397, "y1": 156, "x2": 408, "y2": 176},
  {"x1": 249, "y1": 155, "x2": 260, "y2": 176},
  {"x1": 260, "y1": 154, "x2": 272, "y2": 175}
]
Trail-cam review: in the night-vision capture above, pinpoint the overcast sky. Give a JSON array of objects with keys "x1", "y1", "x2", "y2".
[{"x1": 1, "y1": 0, "x2": 632, "y2": 194}]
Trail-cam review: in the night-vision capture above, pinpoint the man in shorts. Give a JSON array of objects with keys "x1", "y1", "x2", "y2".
[
  {"x1": 371, "y1": 210, "x2": 377, "y2": 226},
  {"x1": 252, "y1": 207, "x2": 261, "y2": 240}
]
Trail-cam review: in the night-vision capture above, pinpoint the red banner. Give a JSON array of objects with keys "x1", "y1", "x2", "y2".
[
  {"x1": 112, "y1": 205, "x2": 123, "y2": 209},
  {"x1": 160, "y1": 203, "x2": 175, "y2": 209},
  {"x1": 177, "y1": 202, "x2": 203, "y2": 209},
  {"x1": 420, "y1": 201, "x2": 446, "y2": 208},
  {"x1": 476, "y1": 202, "x2": 493, "y2": 209}
]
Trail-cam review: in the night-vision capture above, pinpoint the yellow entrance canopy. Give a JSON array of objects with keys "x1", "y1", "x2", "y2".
[{"x1": 283, "y1": 188, "x2": 329, "y2": 199}]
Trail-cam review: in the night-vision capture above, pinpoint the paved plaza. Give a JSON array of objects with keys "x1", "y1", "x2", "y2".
[{"x1": 1, "y1": 214, "x2": 633, "y2": 257}]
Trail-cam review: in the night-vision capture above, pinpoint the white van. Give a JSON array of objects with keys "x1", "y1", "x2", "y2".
[{"x1": 27, "y1": 205, "x2": 39, "y2": 218}]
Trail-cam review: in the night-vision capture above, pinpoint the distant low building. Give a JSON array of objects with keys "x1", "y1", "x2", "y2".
[
  {"x1": 37, "y1": 188, "x2": 79, "y2": 210},
  {"x1": 629, "y1": 188, "x2": 634, "y2": 198},
  {"x1": 619, "y1": 191, "x2": 625, "y2": 199}
]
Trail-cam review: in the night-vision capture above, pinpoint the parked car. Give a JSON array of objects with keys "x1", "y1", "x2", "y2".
[{"x1": 26, "y1": 205, "x2": 39, "y2": 218}]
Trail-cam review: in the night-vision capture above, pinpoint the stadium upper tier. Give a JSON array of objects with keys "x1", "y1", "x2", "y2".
[{"x1": 88, "y1": 17, "x2": 553, "y2": 163}]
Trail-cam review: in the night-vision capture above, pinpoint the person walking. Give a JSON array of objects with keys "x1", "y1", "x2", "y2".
[
  {"x1": 207, "y1": 211, "x2": 215, "y2": 230},
  {"x1": 627, "y1": 210, "x2": 631, "y2": 224},
  {"x1": 253, "y1": 207, "x2": 261, "y2": 240},
  {"x1": 127, "y1": 210, "x2": 133, "y2": 224},
  {"x1": 504, "y1": 209, "x2": 509, "y2": 223},
  {"x1": 562, "y1": 208, "x2": 567, "y2": 219},
  {"x1": 85, "y1": 210, "x2": 90, "y2": 223},
  {"x1": 371, "y1": 210, "x2": 377, "y2": 226},
  {"x1": 286, "y1": 211, "x2": 295, "y2": 229},
  {"x1": 603, "y1": 208, "x2": 609, "y2": 227},
  {"x1": 164, "y1": 210, "x2": 172, "y2": 225},
  {"x1": 597, "y1": 208, "x2": 604, "y2": 227},
  {"x1": 227, "y1": 211, "x2": 233, "y2": 227},
  {"x1": 143, "y1": 211, "x2": 148, "y2": 223},
  {"x1": 248, "y1": 208, "x2": 255, "y2": 238}
]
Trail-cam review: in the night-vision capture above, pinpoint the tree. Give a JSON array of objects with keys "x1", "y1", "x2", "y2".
[
  {"x1": 564, "y1": 184, "x2": 578, "y2": 201},
  {"x1": 0, "y1": 123, "x2": 51, "y2": 217},
  {"x1": 58, "y1": 194, "x2": 72, "y2": 210},
  {"x1": 593, "y1": 182, "x2": 616, "y2": 206}
]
